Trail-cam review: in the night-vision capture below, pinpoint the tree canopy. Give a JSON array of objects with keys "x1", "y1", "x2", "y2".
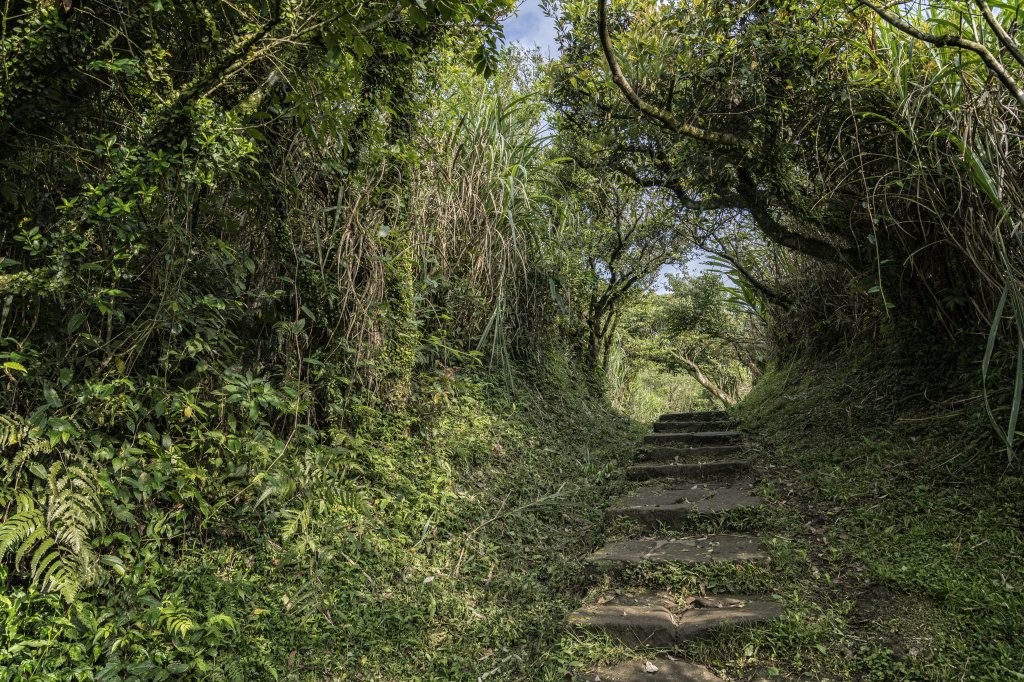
[{"x1": 2, "y1": 0, "x2": 1024, "y2": 676}]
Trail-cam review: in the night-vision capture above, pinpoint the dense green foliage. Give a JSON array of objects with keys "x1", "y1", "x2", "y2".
[
  {"x1": 549, "y1": 0, "x2": 1024, "y2": 448},
  {"x1": 0, "y1": 1, "x2": 695, "y2": 676},
  {"x1": 0, "y1": 2, "x2": 607, "y2": 678},
  {"x1": 3, "y1": 0, "x2": 1024, "y2": 678},
  {"x1": 1, "y1": 354, "x2": 645, "y2": 680}
]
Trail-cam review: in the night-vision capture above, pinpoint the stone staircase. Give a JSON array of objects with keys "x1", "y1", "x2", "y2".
[{"x1": 570, "y1": 410, "x2": 780, "y2": 681}]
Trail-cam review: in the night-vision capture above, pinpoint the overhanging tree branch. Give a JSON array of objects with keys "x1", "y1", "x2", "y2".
[
  {"x1": 597, "y1": 0, "x2": 743, "y2": 146},
  {"x1": 735, "y1": 167, "x2": 857, "y2": 266},
  {"x1": 858, "y1": 0, "x2": 1024, "y2": 106},
  {"x1": 610, "y1": 158, "x2": 742, "y2": 212},
  {"x1": 173, "y1": 0, "x2": 284, "y2": 108},
  {"x1": 674, "y1": 351, "x2": 736, "y2": 406},
  {"x1": 975, "y1": 0, "x2": 1024, "y2": 69},
  {"x1": 613, "y1": 153, "x2": 858, "y2": 267}
]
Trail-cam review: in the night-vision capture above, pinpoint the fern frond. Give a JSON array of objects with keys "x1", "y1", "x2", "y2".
[
  {"x1": 30, "y1": 537, "x2": 57, "y2": 579},
  {"x1": 0, "y1": 415, "x2": 25, "y2": 448},
  {"x1": 222, "y1": 658, "x2": 244, "y2": 682},
  {"x1": 41, "y1": 562, "x2": 81, "y2": 603},
  {"x1": 0, "y1": 504, "x2": 43, "y2": 555},
  {"x1": 160, "y1": 596, "x2": 197, "y2": 639},
  {"x1": 0, "y1": 457, "x2": 103, "y2": 602},
  {"x1": 14, "y1": 525, "x2": 47, "y2": 566}
]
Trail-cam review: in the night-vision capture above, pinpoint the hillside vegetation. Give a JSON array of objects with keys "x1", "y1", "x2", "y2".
[
  {"x1": 734, "y1": 353, "x2": 1024, "y2": 680},
  {"x1": 2, "y1": 0, "x2": 1023, "y2": 679}
]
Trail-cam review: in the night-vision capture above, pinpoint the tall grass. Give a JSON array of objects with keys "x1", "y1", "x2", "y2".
[
  {"x1": 408, "y1": 78, "x2": 571, "y2": 377},
  {"x1": 846, "y1": 7, "x2": 1024, "y2": 456}
]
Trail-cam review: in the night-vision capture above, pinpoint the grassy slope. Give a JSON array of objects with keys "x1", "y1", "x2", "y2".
[
  {"x1": 8, "y1": 348, "x2": 1021, "y2": 681},
  {"x1": 558, "y1": 353, "x2": 1022, "y2": 681},
  {"x1": 327, "y1": 357, "x2": 644, "y2": 681},
  {"x1": 1, "y1": 353, "x2": 649, "y2": 681},
  {"x1": 716, "y1": 356, "x2": 1024, "y2": 681},
  {"x1": 200, "y1": 353, "x2": 1024, "y2": 682}
]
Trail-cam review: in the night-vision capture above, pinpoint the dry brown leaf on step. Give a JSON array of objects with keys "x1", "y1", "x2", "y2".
[{"x1": 643, "y1": 660, "x2": 659, "y2": 673}]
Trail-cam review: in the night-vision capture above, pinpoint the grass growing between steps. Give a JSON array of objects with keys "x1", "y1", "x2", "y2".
[
  {"x1": 564, "y1": 354, "x2": 1023, "y2": 681},
  {"x1": 694, "y1": 355, "x2": 1023, "y2": 682},
  {"x1": 603, "y1": 496, "x2": 796, "y2": 539}
]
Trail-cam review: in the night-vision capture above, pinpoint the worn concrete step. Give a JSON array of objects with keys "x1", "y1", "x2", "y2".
[
  {"x1": 626, "y1": 460, "x2": 751, "y2": 482},
  {"x1": 676, "y1": 594, "x2": 782, "y2": 638},
  {"x1": 606, "y1": 481, "x2": 761, "y2": 528},
  {"x1": 582, "y1": 658, "x2": 723, "y2": 681},
  {"x1": 644, "y1": 431, "x2": 742, "y2": 447},
  {"x1": 570, "y1": 592, "x2": 782, "y2": 648},
  {"x1": 653, "y1": 420, "x2": 737, "y2": 433},
  {"x1": 641, "y1": 444, "x2": 745, "y2": 462},
  {"x1": 608, "y1": 484, "x2": 760, "y2": 529},
  {"x1": 658, "y1": 411, "x2": 728, "y2": 423},
  {"x1": 571, "y1": 593, "x2": 677, "y2": 648},
  {"x1": 587, "y1": 535, "x2": 766, "y2": 571}
]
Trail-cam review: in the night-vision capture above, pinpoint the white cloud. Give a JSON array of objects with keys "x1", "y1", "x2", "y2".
[{"x1": 502, "y1": 0, "x2": 559, "y2": 57}]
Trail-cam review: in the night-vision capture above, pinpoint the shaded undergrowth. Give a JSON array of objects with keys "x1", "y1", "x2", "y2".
[
  {"x1": 562, "y1": 350, "x2": 1023, "y2": 681},
  {"x1": 1, "y1": 356, "x2": 647, "y2": 681}
]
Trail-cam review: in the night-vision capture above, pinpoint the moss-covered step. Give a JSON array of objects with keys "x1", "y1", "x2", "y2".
[
  {"x1": 657, "y1": 411, "x2": 729, "y2": 422},
  {"x1": 586, "y1": 534, "x2": 766, "y2": 572},
  {"x1": 625, "y1": 460, "x2": 751, "y2": 482},
  {"x1": 652, "y1": 420, "x2": 738, "y2": 433},
  {"x1": 581, "y1": 658, "x2": 723, "y2": 681},
  {"x1": 569, "y1": 592, "x2": 782, "y2": 647},
  {"x1": 606, "y1": 484, "x2": 760, "y2": 530},
  {"x1": 640, "y1": 445, "x2": 746, "y2": 462},
  {"x1": 644, "y1": 431, "x2": 743, "y2": 447}
]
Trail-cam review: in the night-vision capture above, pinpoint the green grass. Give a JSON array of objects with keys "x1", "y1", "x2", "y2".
[
  {"x1": 701, "y1": 355, "x2": 1024, "y2": 681},
  {"x1": 8, "y1": 349, "x2": 1022, "y2": 680},
  {"x1": 276, "y1": 360, "x2": 646, "y2": 681},
  {"x1": 558, "y1": 353, "x2": 1023, "y2": 681},
  {"x1": 0, "y1": 355, "x2": 646, "y2": 681}
]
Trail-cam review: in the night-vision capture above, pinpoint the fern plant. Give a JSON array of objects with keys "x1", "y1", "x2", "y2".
[{"x1": 0, "y1": 455, "x2": 103, "y2": 603}]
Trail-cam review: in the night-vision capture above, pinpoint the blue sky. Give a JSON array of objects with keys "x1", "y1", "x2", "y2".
[{"x1": 502, "y1": 1, "x2": 560, "y2": 56}]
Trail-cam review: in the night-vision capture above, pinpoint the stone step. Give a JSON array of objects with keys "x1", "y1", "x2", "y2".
[
  {"x1": 587, "y1": 534, "x2": 766, "y2": 571},
  {"x1": 658, "y1": 411, "x2": 728, "y2": 423},
  {"x1": 582, "y1": 658, "x2": 723, "y2": 681},
  {"x1": 571, "y1": 593, "x2": 677, "y2": 647},
  {"x1": 626, "y1": 460, "x2": 751, "y2": 482},
  {"x1": 608, "y1": 484, "x2": 760, "y2": 530},
  {"x1": 644, "y1": 431, "x2": 742, "y2": 447},
  {"x1": 653, "y1": 420, "x2": 737, "y2": 433},
  {"x1": 570, "y1": 592, "x2": 782, "y2": 648},
  {"x1": 642, "y1": 444, "x2": 745, "y2": 462}
]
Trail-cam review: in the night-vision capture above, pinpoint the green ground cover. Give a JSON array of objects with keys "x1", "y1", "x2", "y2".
[
  {"x1": 569, "y1": 355, "x2": 1024, "y2": 681},
  {"x1": 2, "y1": 355, "x2": 650, "y2": 681}
]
